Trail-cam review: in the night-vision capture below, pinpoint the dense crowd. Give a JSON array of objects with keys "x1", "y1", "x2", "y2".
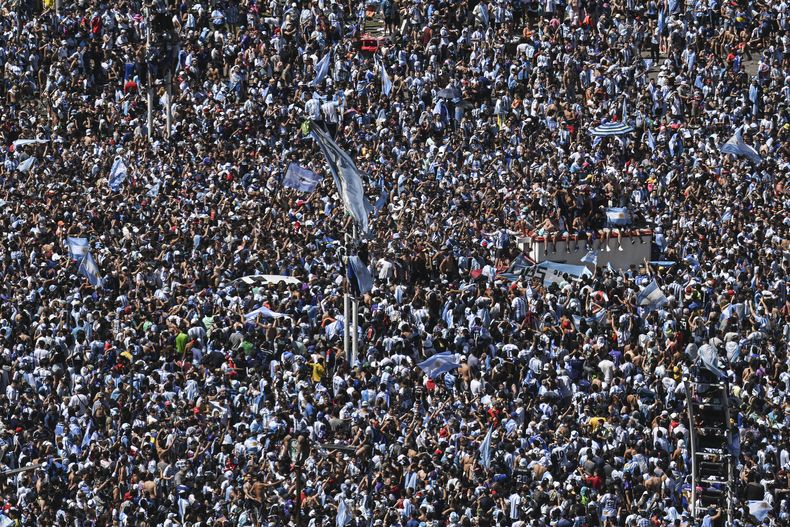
[{"x1": 0, "y1": 0, "x2": 788, "y2": 526}]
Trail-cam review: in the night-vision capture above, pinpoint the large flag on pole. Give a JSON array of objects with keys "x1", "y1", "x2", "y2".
[
  {"x1": 78, "y1": 252, "x2": 102, "y2": 287},
  {"x1": 283, "y1": 163, "x2": 321, "y2": 193},
  {"x1": 720, "y1": 126, "x2": 762, "y2": 164},
  {"x1": 310, "y1": 125, "x2": 371, "y2": 235},
  {"x1": 108, "y1": 157, "x2": 128, "y2": 192},
  {"x1": 311, "y1": 51, "x2": 332, "y2": 86},
  {"x1": 479, "y1": 427, "x2": 493, "y2": 469},
  {"x1": 417, "y1": 352, "x2": 460, "y2": 378}
]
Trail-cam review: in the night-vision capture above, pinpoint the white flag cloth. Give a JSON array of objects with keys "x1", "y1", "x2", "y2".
[
  {"x1": 311, "y1": 51, "x2": 332, "y2": 86},
  {"x1": 720, "y1": 126, "x2": 762, "y2": 164},
  {"x1": 637, "y1": 279, "x2": 668, "y2": 311},
  {"x1": 66, "y1": 237, "x2": 89, "y2": 260},
  {"x1": 311, "y1": 125, "x2": 371, "y2": 234},
  {"x1": 479, "y1": 427, "x2": 493, "y2": 469},
  {"x1": 417, "y1": 352, "x2": 460, "y2": 378},
  {"x1": 244, "y1": 305, "x2": 285, "y2": 321},
  {"x1": 747, "y1": 501, "x2": 771, "y2": 522},
  {"x1": 108, "y1": 157, "x2": 128, "y2": 192},
  {"x1": 283, "y1": 163, "x2": 321, "y2": 192}
]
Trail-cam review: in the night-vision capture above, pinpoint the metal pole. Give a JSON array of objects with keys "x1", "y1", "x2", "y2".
[
  {"x1": 165, "y1": 69, "x2": 172, "y2": 137},
  {"x1": 351, "y1": 296, "x2": 359, "y2": 366},
  {"x1": 343, "y1": 293, "x2": 350, "y2": 363},
  {"x1": 294, "y1": 462, "x2": 302, "y2": 527},
  {"x1": 146, "y1": 8, "x2": 153, "y2": 141},
  {"x1": 350, "y1": 224, "x2": 359, "y2": 365},
  {"x1": 55, "y1": 0, "x2": 60, "y2": 16}
]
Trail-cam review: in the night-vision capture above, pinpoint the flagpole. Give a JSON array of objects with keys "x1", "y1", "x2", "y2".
[
  {"x1": 146, "y1": 7, "x2": 153, "y2": 141},
  {"x1": 343, "y1": 229, "x2": 351, "y2": 364},
  {"x1": 351, "y1": 224, "x2": 359, "y2": 367}
]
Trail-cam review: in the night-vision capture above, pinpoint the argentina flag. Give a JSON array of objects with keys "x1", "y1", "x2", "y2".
[
  {"x1": 347, "y1": 255, "x2": 374, "y2": 295},
  {"x1": 720, "y1": 126, "x2": 762, "y2": 164},
  {"x1": 580, "y1": 250, "x2": 599, "y2": 266},
  {"x1": 283, "y1": 163, "x2": 321, "y2": 193},
  {"x1": 605, "y1": 207, "x2": 632, "y2": 226},
  {"x1": 311, "y1": 125, "x2": 371, "y2": 234},
  {"x1": 311, "y1": 51, "x2": 332, "y2": 87},
  {"x1": 417, "y1": 352, "x2": 460, "y2": 379},
  {"x1": 244, "y1": 305, "x2": 285, "y2": 321},
  {"x1": 108, "y1": 157, "x2": 128, "y2": 192},
  {"x1": 479, "y1": 427, "x2": 493, "y2": 469},
  {"x1": 17, "y1": 156, "x2": 35, "y2": 173},
  {"x1": 637, "y1": 279, "x2": 668, "y2": 311},
  {"x1": 78, "y1": 251, "x2": 102, "y2": 287},
  {"x1": 377, "y1": 56, "x2": 392, "y2": 96},
  {"x1": 66, "y1": 237, "x2": 90, "y2": 261}
]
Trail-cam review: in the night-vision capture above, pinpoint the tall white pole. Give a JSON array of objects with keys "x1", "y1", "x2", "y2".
[
  {"x1": 343, "y1": 292, "x2": 350, "y2": 363},
  {"x1": 350, "y1": 224, "x2": 359, "y2": 366},
  {"x1": 146, "y1": 8, "x2": 153, "y2": 141}
]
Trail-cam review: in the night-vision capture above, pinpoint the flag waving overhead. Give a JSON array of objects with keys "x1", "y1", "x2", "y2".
[
  {"x1": 311, "y1": 125, "x2": 371, "y2": 235},
  {"x1": 78, "y1": 251, "x2": 102, "y2": 287},
  {"x1": 311, "y1": 51, "x2": 331, "y2": 87},
  {"x1": 347, "y1": 255, "x2": 373, "y2": 295},
  {"x1": 66, "y1": 237, "x2": 90, "y2": 260},
  {"x1": 720, "y1": 126, "x2": 762, "y2": 164},
  {"x1": 283, "y1": 163, "x2": 321, "y2": 193},
  {"x1": 108, "y1": 157, "x2": 128, "y2": 192},
  {"x1": 417, "y1": 352, "x2": 460, "y2": 378},
  {"x1": 637, "y1": 279, "x2": 668, "y2": 311}
]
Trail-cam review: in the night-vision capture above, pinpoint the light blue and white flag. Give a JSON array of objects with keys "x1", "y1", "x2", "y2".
[
  {"x1": 66, "y1": 237, "x2": 90, "y2": 260},
  {"x1": 646, "y1": 127, "x2": 656, "y2": 151},
  {"x1": 373, "y1": 187, "x2": 389, "y2": 215},
  {"x1": 311, "y1": 125, "x2": 371, "y2": 234},
  {"x1": 108, "y1": 157, "x2": 128, "y2": 192},
  {"x1": 147, "y1": 181, "x2": 161, "y2": 198},
  {"x1": 347, "y1": 255, "x2": 373, "y2": 295},
  {"x1": 244, "y1": 305, "x2": 285, "y2": 321},
  {"x1": 311, "y1": 51, "x2": 332, "y2": 87},
  {"x1": 78, "y1": 251, "x2": 102, "y2": 287},
  {"x1": 637, "y1": 279, "x2": 668, "y2": 311},
  {"x1": 417, "y1": 352, "x2": 460, "y2": 378},
  {"x1": 580, "y1": 250, "x2": 598, "y2": 266},
  {"x1": 606, "y1": 207, "x2": 632, "y2": 225},
  {"x1": 719, "y1": 303, "x2": 746, "y2": 330},
  {"x1": 748, "y1": 501, "x2": 772, "y2": 522},
  {"x1": 336, "y1": 497, "x2": 350, "y2": 527},
  {"x1": 17, "y1": 156, "x2": 35, "y2": 173},
  {"x1": 720, "y1": 126, "x2": 762, "y2": 164},
  {"x1": 283, "y1": 162, "x2": 321, "y2": 193},
  {"x1": 698, "y1": 344, "x2": 726, "y2": 379},
  {"x1": 378, "y1": 56, "x2": 392, "y2": 96},
  {"x1": 479, "y1": 427, "x2": 493, "y2": 470},
  {"x1": 81, "y1": 419, "x2": 93, "y2": 449}
]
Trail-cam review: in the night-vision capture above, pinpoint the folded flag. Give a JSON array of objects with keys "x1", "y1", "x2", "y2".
[
  {"x1": 605, "y1": 207, "x2": 632, "y2": 226},
  {"x1": 78, "y1": 251, "x2": 102, "y2": 287},
  {"x1": 311, "y1": 125, "x2": 371, "y2": 235},
  {"x1": 66, "y1": 237, "x2": 90, "y2": 261},
  {"x1": 720, "y1": 126, "x2": 761, "y2": 164},
  {"x1": 283, "y1": 162, "x2": 321, "y2": 193},
  {"x1": 417, "y1": 352, "x2": 460, "y2": 379},
  {"x1": 108, "y1": 157, "x2": 128, "y2": 192}
]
